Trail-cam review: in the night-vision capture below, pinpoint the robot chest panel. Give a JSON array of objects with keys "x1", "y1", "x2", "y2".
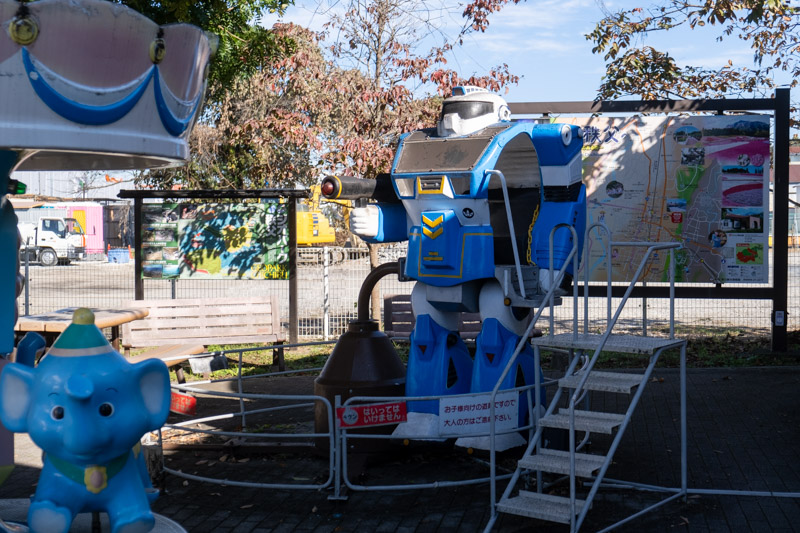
[{"x1": 408, "y1": 209, "x2": 494, "y2": 285}]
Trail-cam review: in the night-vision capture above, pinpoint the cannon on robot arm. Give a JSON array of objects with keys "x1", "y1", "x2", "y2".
[{"x1": 320, "y1": 174, "x2": 408, "y2": 244}]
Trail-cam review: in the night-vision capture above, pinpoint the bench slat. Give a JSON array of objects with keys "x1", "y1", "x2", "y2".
[
  {"x1": 127, "y1": 316, "x2": 275, "y2": 330},
  {"x1": 128, "y1": 334, "x2": 281, "y2": 347},
  {"x1": 142, "y1": 304, "x2": 275, "y2": 319},
  {"x1": 126, "y1": 344, "x2": 206, "y2": 366}
]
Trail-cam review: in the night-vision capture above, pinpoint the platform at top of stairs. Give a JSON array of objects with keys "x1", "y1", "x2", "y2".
[{"x1": 531, "y1": 333, "x2": 686, "y2": 354}]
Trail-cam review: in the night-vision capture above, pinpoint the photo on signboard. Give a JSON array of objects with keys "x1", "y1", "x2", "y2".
[
  {"x1": 720, "y1": 208, "x2": 764, "y2": 233},
  {"x1": 605, "y1": 180, "x2": 624, "y2": 198},
  {"x1": 180, "y1": 204, "x2": 198, "y2": 220},
  {"x1": 162, "y1": 264, "x2": 180, "y2": 278},
  {"x1": 161, "y1": 207, "x2": 179, "y2": 222},
  {"x1": 142, "y1": 247, "x2": 163, "y2": 261},
  {"x1": 162, "y1": 247, "x2": 180, "y2": 261},
  {"x1": 672, "y1": 125, "x2": 702, "y2": 145},
  {"x1": 721, "y1": 180, "x2": 763, "y2": 207},
  {"x1": 142, "y1": 264, "x2": 163, "y2": 278},
  {"x1": 681, "y1": 147, "x2": 705, "y2": 166},
  {"x1": 142, "y1": 228, "x2": 157, "y2": 242},
  {"x1": 143, "y1": 210, "x2": 165, "y2": 224},
  {"x1": 667, "y1": 199, "x2": 687, "y2": 212},
  {"x1": 154, "y1": 227, "x2": 177, "y2": 242},
  {"x1": 708, "y1": 230, "x2": 728, "y2": 248}
]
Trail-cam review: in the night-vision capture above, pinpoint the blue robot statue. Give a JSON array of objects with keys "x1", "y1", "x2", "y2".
[{"x1": 327, "y1": 86, "x2": 586, "y2": 450}]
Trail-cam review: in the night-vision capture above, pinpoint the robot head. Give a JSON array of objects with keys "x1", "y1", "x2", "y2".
[{"x1": 436, "y1": 86, "x2": 511, "y2": 138}]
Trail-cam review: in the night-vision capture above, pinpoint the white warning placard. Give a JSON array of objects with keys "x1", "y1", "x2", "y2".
[{"x1": 439, "y1": 391, "x2": 519, "y2": 436}]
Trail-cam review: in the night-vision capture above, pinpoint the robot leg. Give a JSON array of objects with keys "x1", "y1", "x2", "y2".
[
  {"x1": 393, "y1": 284, "x2": 473, "y2": 440},
  {"x1": 457, "y1": 281, "x2": 545, "y2": 451},
  {"x1": 405, "y1": 314, "x2": 472, "y2": 415}
]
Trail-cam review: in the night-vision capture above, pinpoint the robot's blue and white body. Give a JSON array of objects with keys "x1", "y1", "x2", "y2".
[{"x1": 349, "y1": 87, "x2": 586, "y2": 448}]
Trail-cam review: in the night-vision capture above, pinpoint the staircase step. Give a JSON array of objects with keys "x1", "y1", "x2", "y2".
[
  {"x1": 519, "y1": 448, "x2": 607, "y2": 477},
  {"x1": 532, "y1": 333, "x2": 685, "y2": 355},
  {"x1": 539, "y1": 409, "x2": 625, "y2": 434},
  {"x1": 497, "y1": 491, "x2": 587, "y2": 524},
  {"x1": 559, "y1": 370, "x2": 644, "y2": 393}
]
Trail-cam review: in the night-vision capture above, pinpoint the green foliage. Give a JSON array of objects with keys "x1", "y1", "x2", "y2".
[
  {"x1": 115, "y1": 0, "x2": 293, "y2": 102},
  {"x1": 587, "y1": 0, "x2": 799, "y2": 124},
  {"x1": 138, "y1": 0, "x2": 521, "y2": 190}
]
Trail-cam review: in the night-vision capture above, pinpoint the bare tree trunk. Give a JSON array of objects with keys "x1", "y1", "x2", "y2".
[{"x1": 368, "y1": 242, "x2": 381, "y2": 326}]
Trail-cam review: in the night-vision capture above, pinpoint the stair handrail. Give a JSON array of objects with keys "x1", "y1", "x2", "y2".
[
  {"x1": 566, "y1": 241, "x2": 680, "y2": 529},
  {"x1": 483, "y1": 169, "x2": 528, "y2": 298},
  {"x1": 486, "y1": 223, "x2": 580, "y2": 521},
  {"x1": 583, "y1": 222, "x2": 613, "y2": 335},
  {"x1": 547, "y1": 224, "x2": 582, "y2": 339}
]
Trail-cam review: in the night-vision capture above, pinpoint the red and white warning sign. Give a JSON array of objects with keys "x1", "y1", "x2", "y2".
[{"x1": 336, "y1": 401, "x2": 407, "y2": 429}]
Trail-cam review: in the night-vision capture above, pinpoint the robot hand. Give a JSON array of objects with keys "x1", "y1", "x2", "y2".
[{"x1": 349, "y1": 205, "x2": 380, "y2": 238}]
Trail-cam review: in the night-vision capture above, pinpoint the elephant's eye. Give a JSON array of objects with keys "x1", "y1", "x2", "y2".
[
  {"x1": 98, "y1": 403, "x2": 114, "y2": 417},
  {"x1": 51, "y1": 406, "x2": 64, "y2": 420}
]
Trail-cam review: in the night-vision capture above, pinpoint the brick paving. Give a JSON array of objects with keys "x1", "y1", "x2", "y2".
[{"x1": 0, "y1": 366, "x2": 798, "y2": 532}]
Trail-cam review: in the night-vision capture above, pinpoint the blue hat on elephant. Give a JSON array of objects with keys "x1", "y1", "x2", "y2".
[{"x1": 45, "y1": 308, "x2": 115, "y2": 359}]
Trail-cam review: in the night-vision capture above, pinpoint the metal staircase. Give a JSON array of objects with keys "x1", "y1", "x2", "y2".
[{"x1": 484, "y1": 224, "x2": 688, "y2": 532}]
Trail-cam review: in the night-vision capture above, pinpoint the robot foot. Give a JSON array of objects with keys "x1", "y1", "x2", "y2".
[
  {"x1": 391, "y1": 412, "x2": 446, "y2": 442},
  {"x1": 454, "y1": 433, "x2": 526, "y2": 452}
]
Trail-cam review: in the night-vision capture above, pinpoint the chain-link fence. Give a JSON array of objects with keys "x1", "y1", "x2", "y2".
[{"x1": 18, "y1": 244, "x2": 799, "y2": 340}]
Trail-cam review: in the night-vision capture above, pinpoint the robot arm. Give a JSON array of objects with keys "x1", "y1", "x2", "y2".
[
  {"x1": 349, "y1": 203, "x2": 409, "y2": 243},
  {"x1": 528, "y1": 125, "x2": 587, "y2": 291},
  {"x1": 322, "y1": 174, "x2": 408, "y2": 244}
]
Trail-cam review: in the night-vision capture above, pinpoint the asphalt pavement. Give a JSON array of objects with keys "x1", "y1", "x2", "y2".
[{"x1": 1, "y1": 366, "x2": 799, "y2": 532}]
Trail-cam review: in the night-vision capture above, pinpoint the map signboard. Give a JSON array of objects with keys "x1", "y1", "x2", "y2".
[
  {"x1": 566, "y1": 115, "x2": 771, "y2": 284},
  {"x1": 140, "y1": 202, "x2": 289, "y2": 280}
]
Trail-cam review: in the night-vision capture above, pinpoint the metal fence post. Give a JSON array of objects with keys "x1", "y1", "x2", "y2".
[
  {"x1": 288, "y1": 199, "x2": 299, "y2": 343},
  {"x1": 23, "y1": 242, "x2": 29, "y2": 316},
  {"x1": 323, "y1": 246, "x2": 330, "y2": 341}
]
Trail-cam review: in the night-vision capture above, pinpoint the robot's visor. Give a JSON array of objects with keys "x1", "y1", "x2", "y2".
[{"x1": 441, "y1": 101, "x2": 494, "y2": 121}]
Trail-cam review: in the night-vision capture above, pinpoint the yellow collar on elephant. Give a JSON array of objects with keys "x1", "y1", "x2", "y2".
[{"x1": 47, "y1": 449, "x2": 130, "y2": 494}]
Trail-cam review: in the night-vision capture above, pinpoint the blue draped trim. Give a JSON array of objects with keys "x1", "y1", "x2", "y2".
[
  {"x1": 22, "y1": 48, "x2": 202, "y2": 137},
  {"x1": 22, "y1": 47, "x2": 153, "y2": 127},
  {"x1": 153, "y1": 66, "x2": 202, "y2": 137}
]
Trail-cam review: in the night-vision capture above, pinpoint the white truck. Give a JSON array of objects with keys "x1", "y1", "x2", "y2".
[{"x1": 18, "y1": 215, "x2": 85, "y2": 266}]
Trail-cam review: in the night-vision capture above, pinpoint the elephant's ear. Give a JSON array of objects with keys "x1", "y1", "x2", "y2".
[
  {"x1": 0, "y1": 362, "x2": 35, "y2": 432},
  {"x1": 136, "y1": 360, "x2": 171, "y2": 429}
]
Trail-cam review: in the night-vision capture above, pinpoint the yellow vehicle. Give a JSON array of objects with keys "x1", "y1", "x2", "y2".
[
  {"x1": 296, "y1": 203, "x2": 336, "y2": 245},
  {"x1": 296, "y1": 183, "x2": 352, "y2": 247}
]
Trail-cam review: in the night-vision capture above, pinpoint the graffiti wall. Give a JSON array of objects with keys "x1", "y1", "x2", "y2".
[{"x1": 140, "y1": 202, "x2": 289, "y2": 280}]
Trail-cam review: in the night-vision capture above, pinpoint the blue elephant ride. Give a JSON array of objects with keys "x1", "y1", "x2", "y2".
[{"x1": 0, "y1": 308, "x2": 172, "y2": 533}]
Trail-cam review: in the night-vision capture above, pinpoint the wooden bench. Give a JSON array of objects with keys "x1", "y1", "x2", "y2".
[
  {"x1": 122, "y1": 296, "x2": 285, "y2": 382},
  {"x1": 382, "y1": 294, "x2": 482, "y2": 341}
]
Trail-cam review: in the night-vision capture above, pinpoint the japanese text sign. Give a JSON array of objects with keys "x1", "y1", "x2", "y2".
[
  {"x1": 336, "y1": 402, "x2": 407, "y2": 429},
  {"x1": 439, "y1": 391, "x2": 519, "y2": 436}
]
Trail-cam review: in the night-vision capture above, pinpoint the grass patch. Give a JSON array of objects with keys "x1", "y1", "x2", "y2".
[
  {"x1": 166, "y1": 329, "x2": 800, "y2": 383},
  {"x1": 169, "y1": 343, "x2": 334, "y2": 383}
]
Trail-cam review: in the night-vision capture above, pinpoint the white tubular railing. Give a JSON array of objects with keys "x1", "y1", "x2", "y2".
[
  {"x1": 483, "y1": 169, "x2": 527, "y2": 299},
  {"x1": 487, "y1": 223, "x2": 580, "y2": 520},
  {"x1": 567, "y1": 241, "x2": 680, "y2": 527}
]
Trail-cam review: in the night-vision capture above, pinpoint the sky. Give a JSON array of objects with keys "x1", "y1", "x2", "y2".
[{"x1": 260, "y1": 0, "x2": 785, "y2": 106}]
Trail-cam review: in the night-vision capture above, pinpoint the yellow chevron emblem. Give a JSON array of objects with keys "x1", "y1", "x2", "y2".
[
  {"x1": 422, "y1": 214, "x2": 443, "y2": 228},
  {"x1": 423, "y1": 226, "x2": 443, "y2": 239}
]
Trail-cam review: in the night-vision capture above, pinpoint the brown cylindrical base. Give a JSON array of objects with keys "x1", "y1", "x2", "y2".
[{"x1": 313, "y1": 320, "x2": 406, "y2": 456}]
